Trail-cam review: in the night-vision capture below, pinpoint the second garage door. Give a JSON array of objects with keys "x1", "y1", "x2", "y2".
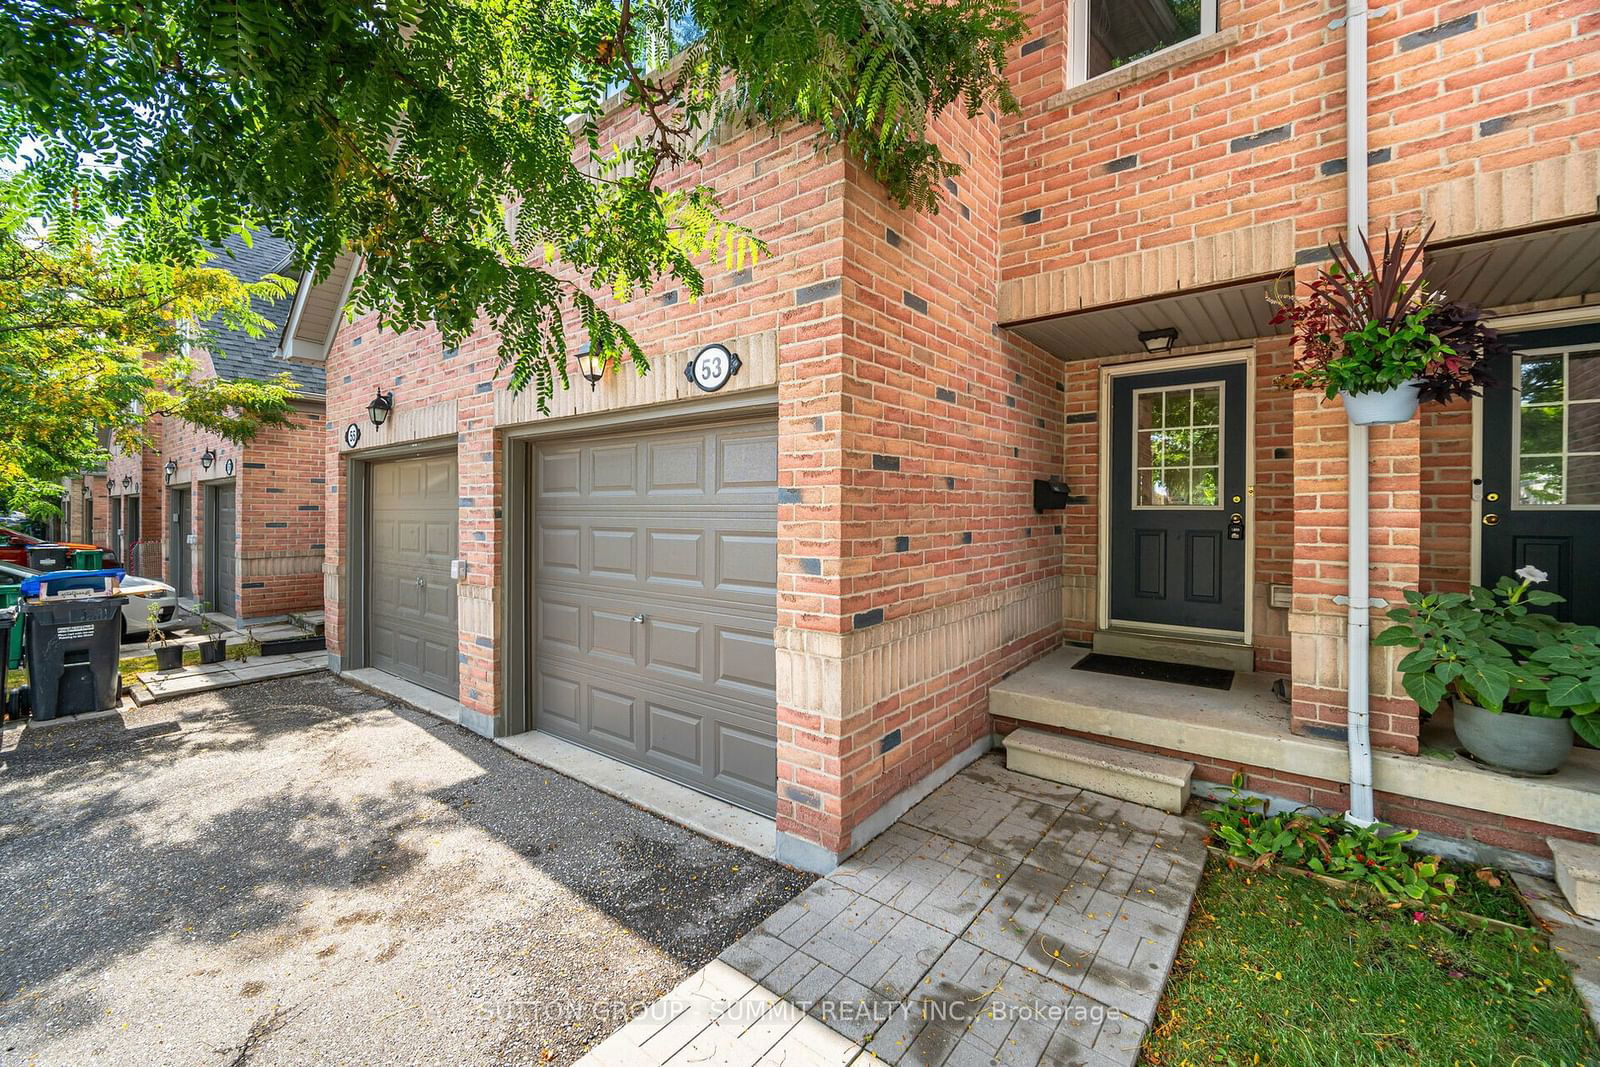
[
  {"x1": 534, "y1": 418, "x2": 779, "y2": 814},
  {"x1": 369, "y1": 453, "x2": 460, "y2": 697}
]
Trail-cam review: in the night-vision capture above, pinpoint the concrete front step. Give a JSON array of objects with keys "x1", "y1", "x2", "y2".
[
  {"x1": 1002, "y1": 727, "x2": 1194, "y2": 813},
  {"x1": 1552, "y1": 838, "x2": 1600, "y2": 920},
  {"x1": 1092, "y1": 628, "x2": 1255, "y2": 672}
]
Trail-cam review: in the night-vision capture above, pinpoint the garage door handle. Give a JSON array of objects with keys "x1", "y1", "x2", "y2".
[
  {"x1": 631, "y1": 613, "x2": 647, "y2": 624},
  {"x1": 417, "y1": 576, "x2": 426, "y2": 588}
]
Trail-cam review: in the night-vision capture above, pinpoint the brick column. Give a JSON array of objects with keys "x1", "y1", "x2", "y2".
[{"x1": 1289, "y1": 342, "x2": 1426, "y2": 755}]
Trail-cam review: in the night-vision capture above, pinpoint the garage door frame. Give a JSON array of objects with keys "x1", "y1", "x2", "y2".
[
  {"x1": 502, "y1": 388, "x2": 780, "y2": 766},
  {"x1": 342, "y1": 438, "x2": 460, "y2": 682}
]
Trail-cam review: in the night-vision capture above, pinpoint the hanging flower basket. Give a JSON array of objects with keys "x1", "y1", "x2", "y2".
[
  {"x1": 1271, "y1": 226, "x2": 1509, "y2": 424},
  {"x1": 1340, "y1": 381, "x2": 1423, "y2": 426}
]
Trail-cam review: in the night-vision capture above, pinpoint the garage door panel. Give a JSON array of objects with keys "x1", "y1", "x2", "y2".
[
  {"x1": 716, "y1": 627, "x2": 777, "y2": 695},
  {"x1": 717, "y1": 431, "x2": 779, "y2": 492},
  {"x1": 589, "y1": 608, "x2": 640, "y2": 665},
  {"x1": 648, "y1": 439, "x2": 705, "y2": 492},
  {"x1": 715, "y1": 532, "x2": 778, "y2": 595},
  {"x1": 539, "y1": 672, "x2": 581, "y2": 728},
  {"x1": 645, "y1": 702, "x2": 702, "y2": 770},
  {"x1": 715, "y1": 721, "x2": 779, "y2": 797},
  {"x1": 369, "y1": 452, "x2": 459, "y2": 698},
  {"x1": 540, "y1": 525, "x2": 581, "y2": 571},
  {"x1": 646, "y1": 529, "x2": 705, "y2": 586},
  {"x1": 589, "y1": 686, "x2": 639, "y2": 745},
  {"x1": 590, "y1": 444, "x2": 639, "y2": 493},
  {"x1": 534, "y1": 417, "x2": 777, "y2": 814},
  {"x1": 591, "y1": 527, "x2": 638, "y2": 576}
]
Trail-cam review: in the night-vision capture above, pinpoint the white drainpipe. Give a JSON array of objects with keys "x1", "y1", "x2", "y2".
[{"x1": 1340, "y1": 1, "x2": 1378, "y2": 827}]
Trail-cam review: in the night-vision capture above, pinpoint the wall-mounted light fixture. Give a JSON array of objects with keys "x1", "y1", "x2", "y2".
[
  {"x1": 164, "y1": 460, "x2": 177, "y2": 484},
  {"x1": 122, "y1": 475, "x2": 132, "y2": 489},
  {"x1": 200, "y1": 448, "x2": 216, "y2": 471},
  {"x1": 575, "y1": 345, "x2": 605, "y2": 391},
  {"x1": 368, "y1": 387, "x2": 394, "y2": 428},
  {"x1": 1138, "y1": 327, "x2": 1180, "y2": 354}
]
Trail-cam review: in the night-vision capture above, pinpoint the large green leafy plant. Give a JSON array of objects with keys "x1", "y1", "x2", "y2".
[
  {"x1": 1272, "y1": 226, "x2": 1508, "y2": 403},
  {"x1": 0, "y1": 0, "x2": 1026, "y2": 408},
  {"x1": 1375, "y1": 568, "x2": 1600, "y2": 746},
  {"x1": 1203, "y1": 775, "x2": 1459, "y2": 904}
]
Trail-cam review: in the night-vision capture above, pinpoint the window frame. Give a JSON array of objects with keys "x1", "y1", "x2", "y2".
[
  {"x1": 1129, "y1": 380, "x2": 1226, "y2": 511},
  {"x1": 1511, "y1": 346, "x2": 1600, "y2": 511},
  {"x1": 1068, "y1": 0, "x2": 1219, "y2": 87}
]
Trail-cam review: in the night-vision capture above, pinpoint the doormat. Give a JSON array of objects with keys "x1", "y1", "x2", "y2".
[{"x1": 1071, "y1": 652, "x2": 1234, "y2": 691}]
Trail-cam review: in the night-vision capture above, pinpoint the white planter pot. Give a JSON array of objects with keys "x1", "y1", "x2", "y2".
[{"x1": 1340, "y1": 381, "x2": 1423, "y2": 426}]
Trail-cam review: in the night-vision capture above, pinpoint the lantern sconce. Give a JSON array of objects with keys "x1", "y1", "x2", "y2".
[
  {"x1": 200, "y1": 448, "x2": 216, "y2": 471},
  {"x1": 368, "y1": 387, "x2": 394, "y2": 428},
  {"x1": 575, "y1": 345, "x2": 605, "y2": 391},
  {"x1": 1138, "y1": 327, "x2": 1180, "y2": 354},
  {"x1": 164, "y1": 460, "x2": 177, "y2": 484},
  {"x1": 122, "y1": 475, "x2": 132, "y2": 489}
]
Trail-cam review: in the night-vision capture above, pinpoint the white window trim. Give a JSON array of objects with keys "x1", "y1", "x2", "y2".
[
  {"x1": 1511, "y1": 346, "x2": 1600, "y2": 511},
  {"x1": 1068, "y1": 0, "x2": 1219, "y2": 87},
  {"x1": 1129, "y1": 381, "x2": 1226, "y2": 512}
]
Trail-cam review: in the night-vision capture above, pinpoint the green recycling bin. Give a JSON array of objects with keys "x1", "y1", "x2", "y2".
[
  {"x1": 0, "y1": 585, "x2": 19, "y2": 670},
  {"x1": 70, "y1": 548, "x2": 104, "y2": 570}
]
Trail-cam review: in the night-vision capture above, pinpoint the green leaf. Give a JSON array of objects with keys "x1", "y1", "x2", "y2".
[
  {"x1": 1403, "y1": 671, "x2": 1449, "y2": 712},
  {"x1": 1544, "y1": 675, "x2": 1594, "y2": 709}
]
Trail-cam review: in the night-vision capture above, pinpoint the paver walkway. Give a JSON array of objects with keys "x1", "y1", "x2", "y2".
[
  {"x1": 581, "y1": 754, "x2": 1207, "y2": 1066},
  {"x1": 130, "y1": 650, "x2": 328, "y2": 702}
]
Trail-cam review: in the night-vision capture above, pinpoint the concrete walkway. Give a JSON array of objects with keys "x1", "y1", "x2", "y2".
[
  {"x1": 581, "y1": 755, "x2": 1207, "y2": 1066},
  {"x1": 130, "y1": 651, "x2": 328, "y2": 703}
]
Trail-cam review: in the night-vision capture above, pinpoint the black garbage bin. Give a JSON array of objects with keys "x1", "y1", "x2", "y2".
[
  {"x1": 0, "y1": 606, "x2": 12, "y2": 720},
  {"x1": 22, "y1": 596, "x2": 126, "y2": 720},
  {"x1": 24, "y1": 544, "x2": 71, "y2": 572}
]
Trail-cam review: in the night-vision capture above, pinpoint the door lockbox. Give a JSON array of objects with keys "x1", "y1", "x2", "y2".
[{"x1": 1228, "y1": 513, "x2": 1245, "y2": 540}]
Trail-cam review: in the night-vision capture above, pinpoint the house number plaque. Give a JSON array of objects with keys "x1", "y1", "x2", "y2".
[{"x1": 685, "y1": 343, "x2": 741, "y2": 393}]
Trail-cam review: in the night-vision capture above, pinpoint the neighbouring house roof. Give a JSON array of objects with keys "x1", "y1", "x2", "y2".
[{"x1": 201, "y1": 232, "x2": 327, "y2": 396}]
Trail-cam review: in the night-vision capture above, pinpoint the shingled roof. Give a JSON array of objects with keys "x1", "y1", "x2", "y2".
[{"x1": 200, "y1": 232, "x2": 326, "y2": 395}]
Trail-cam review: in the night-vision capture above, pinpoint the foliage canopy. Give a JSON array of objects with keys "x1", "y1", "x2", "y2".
[{"x1": 0, "y1": 0, "x2": 1026, "y2": 407}]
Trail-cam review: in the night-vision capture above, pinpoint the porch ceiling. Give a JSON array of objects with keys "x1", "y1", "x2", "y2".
[
  {"x1": 1428, "y1": 220, "x2": 1600, "y2": 311},
  {"x1": 1003, "y1": 276, "x2": 1288, "y2": 362}
]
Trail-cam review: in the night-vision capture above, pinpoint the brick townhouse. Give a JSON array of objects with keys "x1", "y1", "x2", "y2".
[
  {"x1": 297, "y1": 0, "x2": 1599, "y2": 873},
  {"x1": 102, "y1": 233, "x2": 328, "y2": 624}
]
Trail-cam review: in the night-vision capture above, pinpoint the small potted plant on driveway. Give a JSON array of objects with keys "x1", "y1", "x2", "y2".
[
  {"x1": 147, "y1": 600, "x2": 183, "y2": 672},
  {"x1": 194, "y1": 601, "x2": 228, "y2": 665},
  {"x1": 1272, "y1": 226, "x2": 1508, "y2": 425},
  {"x1": 1377, "y1": 567, "x2": 1599, "y2": 773}
]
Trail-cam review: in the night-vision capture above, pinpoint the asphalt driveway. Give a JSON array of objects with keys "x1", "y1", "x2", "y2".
[{"x1": 0, "y1": 674, "x2": 812, "y2": 1066}]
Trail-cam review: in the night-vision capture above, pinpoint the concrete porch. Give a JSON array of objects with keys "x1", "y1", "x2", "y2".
[{"x1": 990, "y1": 646, "x2": 1600, "y2": 872}]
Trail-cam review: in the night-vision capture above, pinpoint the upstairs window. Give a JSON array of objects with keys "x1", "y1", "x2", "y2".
[{"x1": 1069, "y1": 0, "x2": 1218, "y2": 84}]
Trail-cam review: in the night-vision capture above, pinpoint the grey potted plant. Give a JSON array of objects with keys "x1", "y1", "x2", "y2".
[
  {"x1": 194, "y1": 600, "x2": 228, "y2": 665},
  {"x1": 1377, "y1": 567, "x2": 1599, "y2": 774},
  {"x1": 1271, "y1": 226, "x2": 1508, "y2": 425},
  {"x1": 147, "y1": 600, "x2": 184, "y2": 672}
]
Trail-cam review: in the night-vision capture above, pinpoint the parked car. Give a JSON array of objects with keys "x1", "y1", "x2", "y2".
[
  {"x1": 0, "y1": 527, "x2": 119, "y2": 568},
  {"x1": 0, "y1": 561, "x2": 176, "y2": 641}
]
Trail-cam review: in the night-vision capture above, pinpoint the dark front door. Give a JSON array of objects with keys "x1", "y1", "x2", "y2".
[
  {"x1": 1109, "y1": 360, "x2": 1249, "y2": 634},
  {"x1": 208, "y1": 484, "x2": 237, "y2": 618},
  {"x1": 1481, "y1": 323, "x2": 1600, "y2": 624},
  {"x1": 170, "y1": 489, "x2": 192, "y2": 598}
]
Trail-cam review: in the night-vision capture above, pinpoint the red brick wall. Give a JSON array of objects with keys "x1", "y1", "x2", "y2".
[
  {"x1": 1419, "y1": 405, "x2": 1474, "y2": 590},
  {"x1": 237, "y1": 401, "x2": 325, "y2": 619},
  {"x1": 1000, "y1": 0, "x2": 1597, "y2": 281}
]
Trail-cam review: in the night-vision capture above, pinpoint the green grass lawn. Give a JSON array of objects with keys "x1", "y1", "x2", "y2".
[{"x1": 1143, "y1": 859, "x2": 1599, "y2": 1066}]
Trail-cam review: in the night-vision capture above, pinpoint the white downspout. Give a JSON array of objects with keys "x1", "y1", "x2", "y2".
[{"x1": 1342, "y1": 0, "x2": 1378, "y2": 827}]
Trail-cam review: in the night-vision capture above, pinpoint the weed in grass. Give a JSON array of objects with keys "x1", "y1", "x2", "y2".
[{"x1": 1142, "y1": 859, "x2": 1600, "y2": 1066}]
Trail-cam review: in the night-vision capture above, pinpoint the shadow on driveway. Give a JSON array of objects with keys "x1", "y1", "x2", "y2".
[{"x1": 0, "y1": 673, "x2": 811, "y2": 1065}]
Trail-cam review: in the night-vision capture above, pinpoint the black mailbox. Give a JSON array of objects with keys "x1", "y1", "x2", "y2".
[{"x1": 1033, "y1": 477, "x2": 1073, "y2": 513}]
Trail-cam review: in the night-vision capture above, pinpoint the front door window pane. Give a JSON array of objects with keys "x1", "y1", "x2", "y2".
[
  {"x1": 1088, "y1": 0, "x2": 1205, "y2": 78},
  {"x1": 1518, "y1": 350, "x2": 1600, "y2": 506},
  {"x1": 1135, "y1": 383, "x2": 1222, "y2": 508}
]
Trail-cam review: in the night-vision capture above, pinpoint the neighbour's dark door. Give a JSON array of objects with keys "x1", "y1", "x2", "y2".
[
  {"x1": 1109, "y1": 360, "x2": 1249, "y2": 634},
  {"x1": 1481, "y1": 323, "x2": 1600, "y2": 624},
  {"x1": 170, "y1": 489, "x2": 192, "y2": 598},
  {"x1": 208, "y1": 484, "x2": 237, "y2": 618}
]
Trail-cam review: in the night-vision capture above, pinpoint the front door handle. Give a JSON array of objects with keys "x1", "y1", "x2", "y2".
[{"x1": 1482, "y1": 513, "x2": 1500, "y2": 526}]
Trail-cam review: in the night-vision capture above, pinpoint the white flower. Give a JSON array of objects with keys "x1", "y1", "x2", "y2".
[{"x1": 1515, "y1": 565, "x2": 1548, "y2": 584}]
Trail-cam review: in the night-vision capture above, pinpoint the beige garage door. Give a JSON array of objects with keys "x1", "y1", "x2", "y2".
[
  {"x1": 534, "y1": 417, "x2": 779, "y2": 814},
  {"x1": 369, "y1": 453, "x2": 459, "y2": 697}
]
